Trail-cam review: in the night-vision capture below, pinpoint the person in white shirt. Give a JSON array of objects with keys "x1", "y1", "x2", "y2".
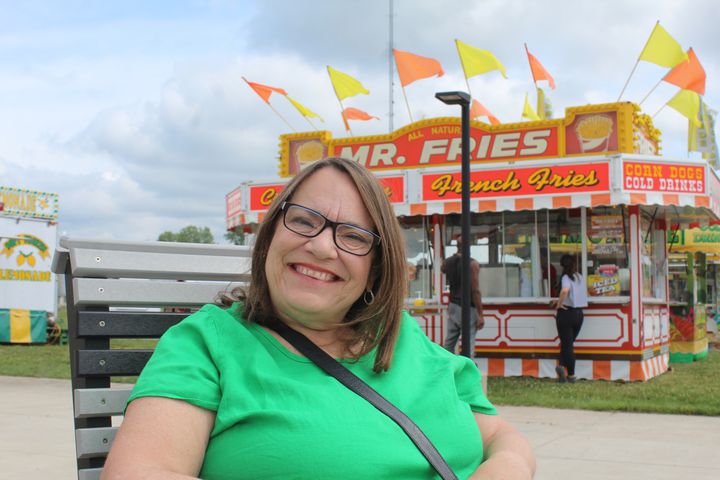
[{"x1": 551, "y1": 254, "x2": 587, "y2": 383}]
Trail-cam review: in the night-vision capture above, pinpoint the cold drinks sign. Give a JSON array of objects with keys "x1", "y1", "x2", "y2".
[{"x1": 623, "y1": 160, "x2": 706, "y2": 194}]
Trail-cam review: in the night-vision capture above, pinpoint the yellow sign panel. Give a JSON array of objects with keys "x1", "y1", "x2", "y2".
[{"x1": 277, "y1": 102, "x2": 662, "y2": 177}]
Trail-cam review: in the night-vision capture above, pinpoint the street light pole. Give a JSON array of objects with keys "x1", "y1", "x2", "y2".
[{"x1": 435, "y1": 91, "x2": 473, "y2": 358}]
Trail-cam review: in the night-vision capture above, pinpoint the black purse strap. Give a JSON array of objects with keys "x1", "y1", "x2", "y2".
[{"x1": 272, "y1": 321, "x2": 458, "y2": 480}]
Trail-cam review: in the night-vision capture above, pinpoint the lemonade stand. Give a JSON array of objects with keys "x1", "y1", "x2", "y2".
[
  {"x1": 227, "y1": 102, "x2": 720, "y2": 381},
  {"x1": 0, "y1": 186, "x2": 59, "y2": 343}
]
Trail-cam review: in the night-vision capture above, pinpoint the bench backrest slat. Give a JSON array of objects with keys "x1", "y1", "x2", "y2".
[
  {"x1": 72, "y1": 278, "x2": 246, "y2": 307},
  {"x1": 70, "y1": 246, "x2": 250, "y2": 281},
  {"x1": 53, "y1": 237, "x2": 252, "y2": 479},
  {"x1": 78, "y1": 311, "x2": 185, "y2": 337},
  {"x1": 75, "y1": 427, "x2": 118, "y2": 459},
  {"x1": 77, "y1": 468, "x2": 102, "y2": 480},
  {"x1": 77, "y1": 350, "x2": 154, "y2": 376},
  {"x1": 74, "y1": 388, "x2": 132, "y2": 418}
]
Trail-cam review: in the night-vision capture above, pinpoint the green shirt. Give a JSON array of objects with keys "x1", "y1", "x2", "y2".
[{"x1": 128, "y1": 304, "x2": 496, "y2": 479}]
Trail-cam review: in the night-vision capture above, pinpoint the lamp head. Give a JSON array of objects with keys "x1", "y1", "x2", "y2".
[{"x1": 435, "y1": 91, "x2": 471, "y2": 106}]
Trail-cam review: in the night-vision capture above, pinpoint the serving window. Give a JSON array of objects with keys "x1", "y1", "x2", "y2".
[
  {"x1": 444, "y1": 209, "x2": 583, "y2": 299},
  {"x1": 401, "y1": 216, "x2": 434, "y2": 300},
  {"x1": 443, "y1": 206, "x2": 638, "y2": 301},
  {"x1": 640, "y1": 207, "x2": 667, "y2": 300}
]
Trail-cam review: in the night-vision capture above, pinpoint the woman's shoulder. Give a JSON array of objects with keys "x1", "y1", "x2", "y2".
[{"x1": 167, "y1": 303, "x2": 251, "y2": 340}]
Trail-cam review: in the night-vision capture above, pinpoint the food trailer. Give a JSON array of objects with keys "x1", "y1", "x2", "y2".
[
  {"x1": 666, "y1": 225, "x2": 720, "y2": 362},
  {"x1": 227, "y1": 102, "x2": 720, "y2": 381},
  {"x1": 0, "y1": 186, "x2": 59, "y2": 343}
]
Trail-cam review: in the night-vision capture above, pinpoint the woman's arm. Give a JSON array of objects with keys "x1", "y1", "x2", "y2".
[
  {"x1": 469, "y1": 413, "x2": 536, "y2": 479},
  {"x1": 552, "y1": 286, "x2": 570, "y2": 309},
  {"x1": 101, "y1": 397, "x2": 215, "y2": 479}
]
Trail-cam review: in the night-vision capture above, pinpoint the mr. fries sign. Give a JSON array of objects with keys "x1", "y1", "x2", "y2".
[{"x1": 278, "y1": 102, "x2": 660, "y2": 177}]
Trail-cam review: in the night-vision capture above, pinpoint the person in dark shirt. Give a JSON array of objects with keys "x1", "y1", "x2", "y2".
[
  {"x1": 541, "y1": 251, "x2": 558, "y2": 297},
  {"x1": 442, "y1": 236, "x2": 484, "y2": 357}
]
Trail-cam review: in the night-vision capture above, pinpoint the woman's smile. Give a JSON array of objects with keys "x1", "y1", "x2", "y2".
[{"x1": 290, "y1": 263, "x2": 340, "y2": 282}]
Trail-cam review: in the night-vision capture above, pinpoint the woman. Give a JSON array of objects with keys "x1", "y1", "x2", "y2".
[
  {"x1": 102, "y1": 157, "x2": 535, "y2": 479},
  {"x1": 552, "y1": 254, "x2": 588, "y2": 383}
]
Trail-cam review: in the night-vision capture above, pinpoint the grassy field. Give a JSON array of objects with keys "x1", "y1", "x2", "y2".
[
  {"x1": 2, "y1": 338, "x2": 718, "y2": 416},
  {"x1": 488, "y1": 348, "x2": 720, "y2": 416}
]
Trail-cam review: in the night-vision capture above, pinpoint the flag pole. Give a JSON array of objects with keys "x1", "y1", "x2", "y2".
[
  {"x1": 327, "y1": 66, "x2": 354, "y2": 137},
  {"x1": 268, "y1": 103, "x2": 296, "y2": 132},
  {"x1": 339, "y1": 99, "x2": 354, "y2": 137},
  {"x1": 617, "y1": 20, "x2": 659, "y2": 102},
  {"x1": 401, "y1": 84, "x2": 414, "y2": 123},
  {"x1": 525, "y1": 43, "x2": 542, "y2": 116},
  {"x1": 639, "y1": 78, "x2": 663, "y2": 106},
  {"x1": 617, "y1": 60, "x2": 640, "y2": 102},
  {"x1": 303, "y1": 117, "x2": 319, "y2": 131},
  {"x1": 524, "y1": 43, "x2": 539, "y2": 90},
  {"x1": 652, "y1": 103, "x2": 667, "y2": 119}
]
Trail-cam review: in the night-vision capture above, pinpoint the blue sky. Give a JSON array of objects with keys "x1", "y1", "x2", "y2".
[{"x1": 1, "y1": 0, "x2": 718, "y2": 242}]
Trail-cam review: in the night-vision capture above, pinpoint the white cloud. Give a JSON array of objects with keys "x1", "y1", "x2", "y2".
[{"x1": 1, "y1": 0, "x2": 718, "y2": 243}]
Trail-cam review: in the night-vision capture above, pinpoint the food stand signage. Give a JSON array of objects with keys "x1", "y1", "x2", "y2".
[
  {"x1": 278, "y1": 102, "x2": 660, "y2": 177},
  {"x1": 421, "y1": 163, "x2": 609, "y2": 201},
  {"x1": 0, "y1": 217, "x2": 58, "y2": 312},
  {"x1": 623, "y1": 161, "x2": 706, "y2": 194},
  {"x1": 0, "y1": 187, "x2": 58, "y2": 220},
  {"x1": 246, "y1": 176, "x2": 406, "y2": 213}
]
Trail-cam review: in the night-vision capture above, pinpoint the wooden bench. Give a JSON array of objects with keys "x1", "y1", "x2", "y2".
[{"x1": 52, "y1": 238, "x2": 252, "y2": 480}]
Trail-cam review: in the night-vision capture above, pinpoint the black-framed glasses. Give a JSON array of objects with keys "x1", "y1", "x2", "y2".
[{"x1": 280, "y1": 202, "x2": 381, "y2": 256}]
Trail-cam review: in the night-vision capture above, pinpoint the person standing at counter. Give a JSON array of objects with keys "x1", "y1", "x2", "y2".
[
  {"x1": 442, "y1": 236, "x2": 484, "y2": 357},
  {"x1": 552, "y1": 254, "x2": 587, "y2": 383}
]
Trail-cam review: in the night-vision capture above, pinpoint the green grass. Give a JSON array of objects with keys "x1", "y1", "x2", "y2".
[
  {"x1": 2, "y1": 335, "x2": 719, "y2": 415},
  {"x1": 0, "y1": 339, "x2": 156, "y2": 382},
  {"x1": 487, "y1": 348, "x2": 720, "y2": 416}
]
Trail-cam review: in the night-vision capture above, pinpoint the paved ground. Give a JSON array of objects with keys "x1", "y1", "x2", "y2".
[{"x1": 1, "y1": 375, "x2": 720, "y2": 479}]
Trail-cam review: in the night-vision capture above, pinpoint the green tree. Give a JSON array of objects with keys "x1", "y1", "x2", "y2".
[
  {"x1": 158, "y1": 225, "x2": 215, "y2": 244},
  {"x1": 224, "y1": 228, "x2": 246, "y2": 245}
]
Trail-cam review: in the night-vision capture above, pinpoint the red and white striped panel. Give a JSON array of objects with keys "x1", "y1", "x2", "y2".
[
  {"x1": 403, "y1": 193, "x2": 711, "y2": 216},
  {"x1": 474, "y1": 353, "x2": 669, "y2": 382}
]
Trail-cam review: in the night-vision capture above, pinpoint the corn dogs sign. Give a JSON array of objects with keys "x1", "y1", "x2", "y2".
[
  {"x1": 278, "y1": 102, "x2": 660, "y2": 177},
  {"x1": 623, "y1": 160, "x2": 706, "y2": 194}
]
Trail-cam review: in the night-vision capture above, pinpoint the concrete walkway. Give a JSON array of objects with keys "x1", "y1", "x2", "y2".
[{"x1": 1, "y1": 375, "x2": 719, "y2": 479}]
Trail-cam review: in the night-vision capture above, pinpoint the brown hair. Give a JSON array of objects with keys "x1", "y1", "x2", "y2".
[
  {"x1": 560, "y1": 254, "x2": 579, "y2": 281},
  {"x1": 224, "y1": 157, "x2": 407, "y2": 372}
]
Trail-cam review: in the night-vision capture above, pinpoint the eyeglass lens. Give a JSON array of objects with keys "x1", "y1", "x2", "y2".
[{"x1": 283, "y1": 204, "x2": 376, "y2": 254}]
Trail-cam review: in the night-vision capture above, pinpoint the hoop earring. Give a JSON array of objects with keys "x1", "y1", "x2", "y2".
[{"x1": 363, "y1": 289, "x2": 375, "y2": 305}]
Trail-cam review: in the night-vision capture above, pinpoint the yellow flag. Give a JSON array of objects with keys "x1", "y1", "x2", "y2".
[
  {"x1": 522, "y1": 93, "x2": 540, "y2": 121},
  {"x1": 286, "y1": 96, "x2": 324, "y2": 122},
  {"x1": 327, "y1": 66, "x2": 370, "y2": 100},
  {"x1": 667, "y1": 89, "x2": 701, "y2": 127},
  {"x1": 455, "y1": 39, "x2": 507, "y2": 79},
  {"x1": 639, "y1": 22, "x2": 688, "y2": 68}
]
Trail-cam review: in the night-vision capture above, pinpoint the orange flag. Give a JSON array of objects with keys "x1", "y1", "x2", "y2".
[
  {"x1": 663, "y1": 48, "x2": 706, "y2": 95},
  {"x1": 341, "y1": 107, "x2": 378, "y2": 131},
  {"x1": 470, "y1": 100, "x2": 500, "y2": 125},
  {"x1": 242, "y1": 77, "x2": 287, "y2": 103},
  {"x1": 393, "y1": 49, "x2": 444, "y2": 87},
  {"x1": 526, "y1": 48, "x2": 555, "y2": 89}
]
